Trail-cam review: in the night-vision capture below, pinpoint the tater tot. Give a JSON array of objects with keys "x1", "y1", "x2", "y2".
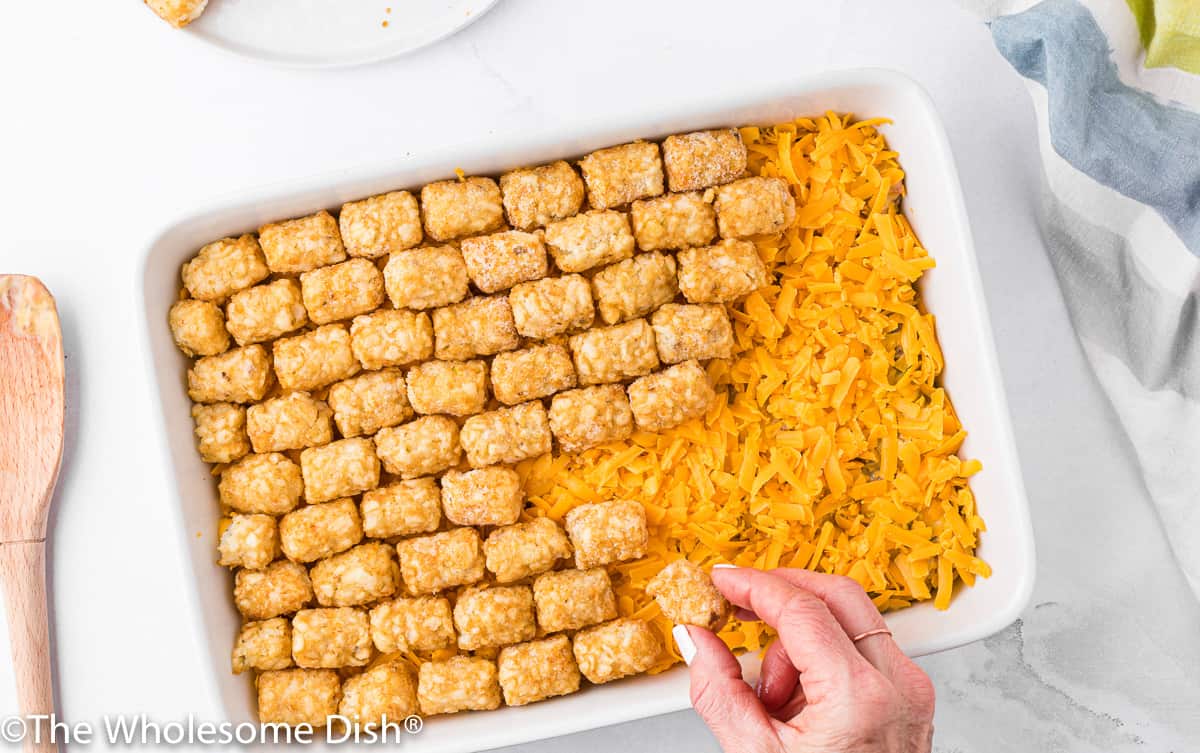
[
  {"x1": 395, "y1": 528, "x2": 484, "y2": 595},
  {"x1": 300, "y1": 438, "x2": 380, "y2": 504},
  {"x1": 234, "y1": 560, "x2": 313, "y2": 620},
  {"x1": 542, "y1": 210, "x2": 635, "y2": 273},
  {"x1": 327, "y1": 369, "x2": 412, "y2": 438},
  {"x1": 145, "y1": 0, "x2": 209, "y2": 29},
  {"x1": 453, "y1": 585, "x2": 536, "y2": 650},
  {"x1": 483, "y1": 517, "x2": 572, "y2": 584},
  {"x1": 232, "y1": 618, "x2": 292, "y2": 674},
  {"x1": 187, "y1": 345, "x2": 273, "y2": 404},
  {"x1": 568, "y1": 319, "x2": 659, "y2": 385},
  {"x1": 677, "y1": 239, "x2": 770, "y2": 304},
  {"x1": 579, "y1": 141, "x2": 664, "y2": 210},
  {"x1": 421, "y1": 177, "x2": 505, "y2": 242},
  {"x1": 572, "y1": 618, "x2": 663, "y2": 684},
  {"x1": 531, "y1": 567, "x2": 617, "y2": 633},
  {"x1": 373, "y1": 416, "x2": 462, "y2": 479},
  {"x1": 630, "y1": 191, "x2": 717, "y2": 251},
  {"x1": 460, "y1": 230, "x2": 548, "y2": 293},
  {"x1": 509, "y1": 274, "x2": 595, "y2": 339},
  {"x1": 218, "y1": 452, "x2": 303, "y2": 515},
  {"x1": 246, "y1": 392, "x2": 333, "y2": 453},
  {"x1": 490, "y1": 344, "x2": 577, "y2": 405},
  {"x1": 432, "y1": 296, "x2": 519, "y2": 361},
  {"x1": 369, "y1": 595, "x2": 455, "y2": 653},
  {"x1": 417, "y1": 657, "x2": 501, "y2": 716},
  {"x1": 645, "y1": 559, "x2": 731, "y2": 631},
  {"x1": 272, "y1": 324, "x2": 360, "y2": 393},
  {"x1": 310, "y1": 542, "x2": 400, "y2": 607},
  {"x1": 339, "y1": 191, "x2": 422, "y2": 259},
  {"x1": 339, "y1": 658, "x2": 419, "y2": 726},
  {"x1": 661, "y1": 128, "x2": 748, "y2": 192},
  {"x1": 459, "y1": 402, "x2": 552, "y2": 467},
  {"x1": 714, "y1": 176, "x2": 797, "y2": 238},
  {"x1": 497, "y1": 635, "x2": 581, "y2": 707},
  {"x1": 590, "y1": 251, "x2": 678, "y2": 325},
  {"x1": 650, "y1": 303, "x2": 734, "y2": 363},
  {"x1": 405, "y1": 360, "x2": 489, "y2": 416},
  {"x1": 224, "y1": 279, "x2": 308, "y2": 346},
  {"x1": 440, "y1": 467, "x2": 524, "y2": 527},
  {"x1": 383, "y1": 245, "x2": 469, "y2": 310},
  {"x1": 564, "y1": 499, "x2": 648, "y2": 569},
  {"x1": 256, "y1": 669, "x2": 340, "y2": 727},
  {"x1": 547, "y1": 385, "x2": 634, "y2": 453},
  {"x1": 627, "y1": 360, "x2": 715, "y2": 432},
  {"x1": 349, "y1": 309, "x2": 433, "y2": 371},
  {"x1": 191, "y1": 402, "x2": 250, "y2": 464},
  {"x1": 169, "y1": 299, "x2": 229, "y2": 357},
  {"x1": 500, "y1": 160, "x2": 585, "y2": 230},
  {"x1": 181, "y1": 234, "x2": 269, "y2": 302},
  {"x1": 279, "y1": 498, "x2": 363, "y2": 564},
  {"x1": 360, "y1": 478, "x2": 441, "y2": 539},
  {"x1": 291, "y1": 607, "x2": 373, "y2": 668},
  {"x1": 218, "y1": 513, "x2": 280, "y2": 570},
  {"x1": 300, "y1": 258, "x2": 385, "y2": 325},
  {"x1": 259, "y1": 210, "x2": 346, "y2": 274}
]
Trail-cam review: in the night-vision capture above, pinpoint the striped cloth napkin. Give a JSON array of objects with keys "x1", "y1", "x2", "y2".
[{"x1": 960, "y1": 0, "x2": 1200, "y2": 593}]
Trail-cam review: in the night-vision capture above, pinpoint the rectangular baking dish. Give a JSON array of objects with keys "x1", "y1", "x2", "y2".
[{"x1": 138, "y1": 68, "x2": 1035, "y2": 752}]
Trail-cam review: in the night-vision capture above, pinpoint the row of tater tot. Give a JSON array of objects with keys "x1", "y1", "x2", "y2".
[
  {"x1": 256, "y1": 624, "x2": 660, "y2": 726},
  {"x1": 214, "y1": 417, "x2": 668, "y2": 578},
  {"x1": 177, "y1": 241, "x2": 765, "y2": 413},
  {"x1": 174, "y1": 128, "x2": 770, "y2": 308},
  {"x1": 193, "y1": 353, "x2": 717, "y2": 504},
  {"x1": 170, "y1": 194, "x2": 786, "y2": 362}
]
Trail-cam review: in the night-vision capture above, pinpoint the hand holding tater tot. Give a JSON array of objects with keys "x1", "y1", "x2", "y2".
[{"x1": 674, "y1": 567, "x2": 935, "y2": 753}]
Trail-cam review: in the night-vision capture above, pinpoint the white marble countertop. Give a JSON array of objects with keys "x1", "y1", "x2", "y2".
[{"x1": 0, "y1": 1, "x2": 1196, "y2": 750}]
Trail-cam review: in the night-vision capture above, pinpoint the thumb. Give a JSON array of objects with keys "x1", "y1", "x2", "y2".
[{"x1": 676, "y1": 625, "x2": 780, "y2": 753}]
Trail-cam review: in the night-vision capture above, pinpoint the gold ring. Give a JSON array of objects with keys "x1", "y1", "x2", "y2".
[{"x1": 850, "y1": 627, "x2": 892, "y2": 642}]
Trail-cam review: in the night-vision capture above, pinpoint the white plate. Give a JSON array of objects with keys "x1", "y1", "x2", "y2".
[
  {"x1": 185, "y1": 0, "x2": 500, "y2": 68},
  {"x1": 139, "y1": 68, "x2": 1035, "y2": 751}
]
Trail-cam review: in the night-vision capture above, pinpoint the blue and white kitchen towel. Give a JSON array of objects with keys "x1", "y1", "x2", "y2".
[{"x1": 963, "y1": 0, "x2": 1200, "y2": 594}]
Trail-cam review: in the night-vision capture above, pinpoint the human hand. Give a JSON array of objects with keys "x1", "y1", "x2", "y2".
[{"x1": 672, "y1": 567, "x2": 935, "y2": 753}]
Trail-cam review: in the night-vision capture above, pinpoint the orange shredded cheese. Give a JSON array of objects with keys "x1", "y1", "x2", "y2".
[{"x1": 516, "y1": 113, "x2": 987, "y2": 671}]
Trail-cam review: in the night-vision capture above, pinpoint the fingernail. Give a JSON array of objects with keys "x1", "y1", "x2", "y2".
[
  {"x1": 672, "y1": 624, "x2": 697, "y2": 665},
  {"x1": 712, "y1": 563, "x2": 736, "y2": 570}
]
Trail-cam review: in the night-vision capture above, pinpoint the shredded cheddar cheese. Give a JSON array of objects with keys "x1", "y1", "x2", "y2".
[{"x1": 517, "y1": 114, "x2": 989, "y2": 670}]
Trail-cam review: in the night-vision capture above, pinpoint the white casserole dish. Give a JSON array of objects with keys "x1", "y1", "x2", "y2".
[{"x1": 139, "y1": 68, "x2": 1035, "y2": 752}]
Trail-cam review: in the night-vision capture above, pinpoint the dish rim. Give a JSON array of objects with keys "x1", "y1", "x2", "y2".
[{"x1": 135, "y1": 66, "x2": 1036, "y2": 750}]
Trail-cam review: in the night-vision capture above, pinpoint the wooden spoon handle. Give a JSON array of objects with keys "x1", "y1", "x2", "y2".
[{"x1": 0, "y1": 541, "x2": 56, "y2": 753}]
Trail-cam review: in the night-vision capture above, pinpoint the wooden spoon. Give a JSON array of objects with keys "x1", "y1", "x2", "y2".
[{"x1": 0, "y1": 275, "x2": 65, "y2": 753}]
